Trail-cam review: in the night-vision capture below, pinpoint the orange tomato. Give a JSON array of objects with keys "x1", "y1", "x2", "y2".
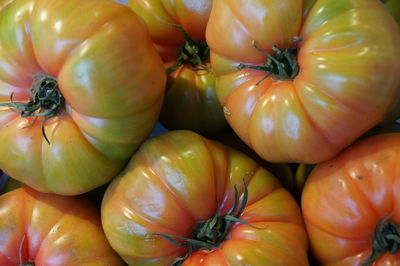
[
  {"x1": 102, "y1": 130, "x2": 308, "y2": 265},
  {"x1": 0, "y1": 0, "x2": 165, "y2": 195},
  {"x1": 206, "y1": 0, "x2": 400, "y2": 163},
  {"x1": 302, "y1": 133, "x2": 400, "y2": 265},
  {"x1": 0, "y1": 187, "x2": 124, "y2": 265}
]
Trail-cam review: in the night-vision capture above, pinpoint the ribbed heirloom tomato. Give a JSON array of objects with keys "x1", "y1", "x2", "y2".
[
  {"x1": 0, "y1": 187, "x2": 124, "y2": 265},
  {"x1": 302, "y1": 133, "x2": 400, "y2": 265},
  {"x1": 127, "y1": 0, "x2": 227, "y2": 135},
  {"x1": 0, "y1": 0, "x2": 166, "y2": 195},
  {"x1": 206, "y1": 0, "x2": 400, "y2": 163},
  {"x1": 101, "y1": 130, "x2": 308, "y2": 265}
]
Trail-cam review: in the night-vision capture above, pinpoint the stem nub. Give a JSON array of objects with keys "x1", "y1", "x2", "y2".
[
  {"x1": 363, "y1": 215, "x2": 400, "y2": 266},
  {"x1": 0, "y1": 72, "x2": 65, "y2": 144},
  {"x1": 237, "y1": 37, "x2": 301, "y2": 85},
  {"x1": 166, "y1": 24, "x2": 210, "y2": 74},
  {"x1": 151, "y1": 176, "x2": 263, "y2": 265}
]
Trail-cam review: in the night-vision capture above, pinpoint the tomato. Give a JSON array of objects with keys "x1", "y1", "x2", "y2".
[
  {"x1": 0, "y1": 187, "x2": 124, "y2": 265},
  {"x1": 302, "y1": 133, "x2": 400, "y2": 265},
  {"x1": 101, "y1": 130, "x2": 308, "y2": 265},
  {"x1": 206, "y1": 0, "x2": 400, "y2": 163},
  {"x1": 127, "y1": 0, "x2": 227, "y2": 136},
  {"x1": 380, "y1": 0, "x2": 400, "y2": 125},
  {"x1": 0, "y1": 0, "x2": 166, "y2": 195}
]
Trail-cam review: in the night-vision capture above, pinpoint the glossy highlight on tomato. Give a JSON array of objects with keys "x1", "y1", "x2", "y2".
[
  {"x1": 127, "y1": 0, "x2": 227, "y2": 136},
  {"x1": 101, "y1": 130, "x2": 308, "y2": 265},
  {"x1": 0, "y1": 187, "x2": 125, "y2": 265},
  {"x1": 0, "y1": 0, "x2": 166, "y2": 195},
  {"x1": 206, "y1": 0, "x2": 400, "y2": 163},
  {"x1": 302, "y1": 133, "x2": 400, "y2": 265}
]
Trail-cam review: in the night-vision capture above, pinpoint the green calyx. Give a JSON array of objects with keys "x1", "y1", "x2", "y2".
[
  {"x1": 152, "y1": 178, "x2": 263, "y2": 265},
  {"x1": 237, "y1": 37, "x2": 301, "y2": 85},
  {"x1": 0, "y1": 72, "x2": 65, "y2": 144},
  {"x1": 363, "y1": 216, "x2": 400, "y2": 265},
  {"x1": 166, "y1": 24, "x2": 209, "y2": 74}
]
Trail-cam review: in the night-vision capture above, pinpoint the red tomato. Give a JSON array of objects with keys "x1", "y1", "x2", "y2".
[
  {"x1": 302, "y1": 133, "x2": 400, "y2": 265},
  {"x1": 206, "y1": 0, "x2": 400, "y2": 163},
  {"x1": 127, "y1": 0, "x2": 227, "y2": 135},
  {"x1": 0, "y1": 187, "x2": 124, "y2": 265},
  {"x1": 0, "y1": 0, "x2": 165, "y2": 195},
  {"x1": 101, "y1": 130, "x2": 308, "y2": 265}
]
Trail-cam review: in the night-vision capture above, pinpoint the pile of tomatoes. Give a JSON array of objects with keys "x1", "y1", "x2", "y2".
[{"x1": 0, "y1": 0, "x2": 400, "y2": 265}]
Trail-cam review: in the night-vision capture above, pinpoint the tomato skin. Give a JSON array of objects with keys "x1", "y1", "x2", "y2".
[
  {"x1": 212, "y1": 129, "x2": 295, "y2": 195},
  {"x1": 0, "y1": 0, "x2": 11, "y2": 10},
  {"x1": 303, "y1": 0, "x2": 316, "y2": 17},
  {"x1": 127, "y1": 0, "x2": 227, "y2": 136},
  {"x1": 307, "y1": 0, "x2": 400, "y2": 20},
  {"x1": 159, "y1": 65, "x2": 226, "y2": 136},
  {"x1": 101, "y1": 130, "x2": 308, "y2": 265},
  {"x1": 128, "y1": 0, "x2": 211, "y2": 60},
  {"x1": 0, "y1": 187, "x2": 124, "y2": 265},
  {"x1": 0, "y1": 0, "x2": 166, "y2": 195},
  {"x1": 206, "y1": 0, "x2": 400, "y2": 163},
  {"x1": 302, "y1": 133, "x2": 400, "y2": 265}
]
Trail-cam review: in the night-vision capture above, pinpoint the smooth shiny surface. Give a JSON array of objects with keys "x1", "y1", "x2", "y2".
[
  {"x1": 0, "y1": 187, "x2": 124, "y2": 265},
  {"x1": 206, "y1": 0, "x2": 400, "y2": 163},
  {"x1": 0, "y1": 0, "x2": 166, "y2": 195},
  {"x1": 127, "y1": 0, "x2": 227, "y2": 135},
  {"x1": 302, "y1": 133, "x2": 400, "y2": 265},
  {"x1": 101, "y1": 130, "x2": 308, "y2": 265},
  {"x1": 0, "y1": 0, "x2": 12, "y2": 10},
  {"x1": 128, "y1": 0, "x2": 211, "y2": 59}
]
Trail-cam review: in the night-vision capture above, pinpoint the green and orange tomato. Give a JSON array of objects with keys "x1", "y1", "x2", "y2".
[
  {"x1": 0, "y1": 0, "x2": 166, "y2": 195},
  {"x1": 127, "y1": 0, "x2": 227, "y2": 136},
  {"x1": 206, "y1": 0, "x2": 400, "y2": 163},
  {"x1": 102, "y1": 130, "x2": 308, "y2": 265}
]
